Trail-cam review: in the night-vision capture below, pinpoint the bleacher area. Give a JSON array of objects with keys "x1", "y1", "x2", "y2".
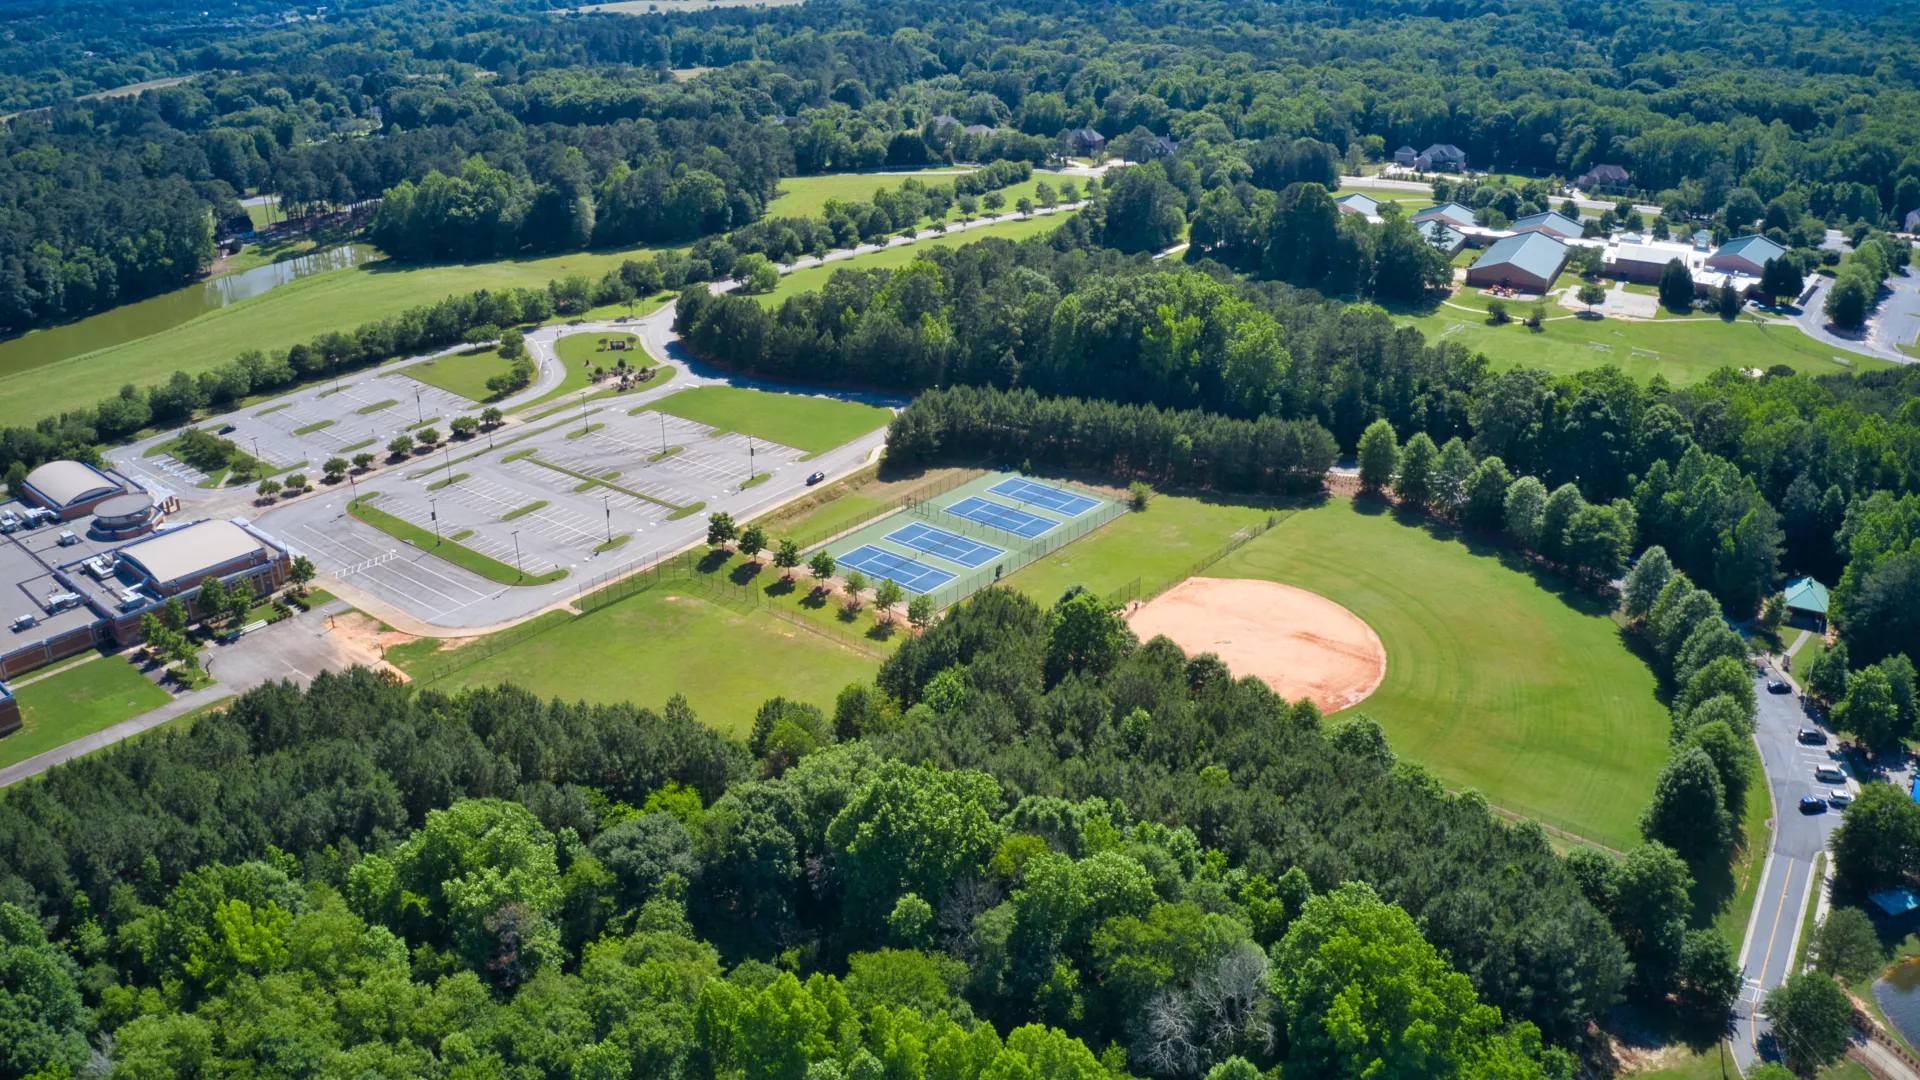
[{"x1": 821, "y1": 471, "x2": 1124, "y2": 608}]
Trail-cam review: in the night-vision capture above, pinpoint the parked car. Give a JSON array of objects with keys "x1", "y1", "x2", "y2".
[
  {"x1": 1828, "y1": 789, "x2": 1853, "y2": 808},
  {"x1": 1799, "y1": 796, "x2": 1828, "y2": 813},
  {"x1": 806, "y1": 470, "x2": 827, "y2": 485},
  {"x1": 1798, "y1": 727, "x2": 1827, "y2": 744},
  {"x1": 1767, "y1": 679, "x2": 1790, "y2": 694},
  {"x1": 1815, "y1": 765, "x2": 1846, "y2": 784},
  {"x1": 216, "y1": 424, "x2": 236, "y2": 435}
]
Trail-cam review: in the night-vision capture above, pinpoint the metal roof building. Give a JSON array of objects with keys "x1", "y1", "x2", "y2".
[
  {"x1": 1334, "y1": 192, "x2": 1379, "y2": 216},
  {"x1": 21, "y1": 461, "x2": 126, "y2": 519},
  {"x1": 1510, "y1": 211, "x2": 1585, "y2": 240},
  {"x1": 1413, "y1": 202, "x2": 1476, "y2": 229},
  {"x1": 1416, "y1": 219, "x2": 1467, "y2": 257},
  {"x1": 1784, "y1": 576, "x2": 1829, "y2": 623},
  {"x1": 1464, "y1": 231, "x2": 1571, "y2": 293},
  {"x1": 1707, "y1": 235, "x2": 1789, "y2": 276},
  {"x1": 116, "y1": 519, "x2": 275, "y2": 593}
]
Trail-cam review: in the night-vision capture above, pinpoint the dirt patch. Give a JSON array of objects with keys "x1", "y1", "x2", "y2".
[{"x1": 1126, "y1": 577, "x2": 1385, "y2": 712}]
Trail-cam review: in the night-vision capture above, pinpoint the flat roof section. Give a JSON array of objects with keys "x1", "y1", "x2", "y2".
[
  {"x1": 117, "y1": 519, "x2": 270, "y2": 589},
  {"x1": 0, "y1": 538, "x2": 102, "y2": 643}
]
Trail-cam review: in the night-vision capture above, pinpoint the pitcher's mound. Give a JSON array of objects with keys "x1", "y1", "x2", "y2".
[{"x1": 1126, "y1": 577, "x2": 1386, "y2": 712}]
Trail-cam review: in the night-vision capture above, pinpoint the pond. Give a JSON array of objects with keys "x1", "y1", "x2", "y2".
[
  {"x1": 1875, "y1": 957, "x2": 1920, "y2": 1049},
  {"x1": 0, "y1": 243, "x2": 376, "y2": 381}
]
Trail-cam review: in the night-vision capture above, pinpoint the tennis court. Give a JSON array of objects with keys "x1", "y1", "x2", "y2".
[
  {"x1": 836, "y1": 545, "x2": 956, "y2": 594},
  {"x1": 945, "y1": 495, "x2": 1059, "y2": 539},
  {"x1": 885, "y1": 521, "x2": 1006, "y2": 568},
  {"x1": 990, "y1": 477, "x2": 1102, "y2": 517}
]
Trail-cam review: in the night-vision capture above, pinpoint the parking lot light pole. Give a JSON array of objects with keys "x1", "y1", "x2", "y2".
[
  {"x1": 511, "y1": 530, "x2": 524, "y2": 580},
  {"x1": 443, "y1": 446, "x2": 455, "y2": 485},
  {"x1": 429, "y1": 498, "x2": 442, "y2": 544},
  {"x1": 602, "y1": 495, "x2": 612, "y2": 546},
  {"x1": 415, "y1": 387, "x2": 424, "y2": 425},
  {"x1": 658, "y1": 412, "x2": 666, "y2": 456},
  {"x1": 579, "y1": 389, "x2": 590, "y2": 435}
]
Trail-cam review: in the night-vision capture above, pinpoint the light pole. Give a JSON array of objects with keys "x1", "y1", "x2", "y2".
[
  {"x1": 414, "y1": 387, "x2": 424, "y2": 425},
  {"x1": 602, "y1": 494, "x2": 612, "y2": 547},
  {"x1": 748, "y1": 437, "x2": 755, "y2": 482},
  {"x1": 443, "y1": 446, "x2": 455, "y2": 485},
  {"x1": 429, "y1": 498, "x2": 442, "y2": 544},
  {"x1": 511, "y1": 530, "x2": 524, "y2": 580},
  {"x1": 658, "y1": 411, "x2": 667, "y2": 456},
  {"x1": 579, "y1": 388, "x2": 590, "y2": 435}
]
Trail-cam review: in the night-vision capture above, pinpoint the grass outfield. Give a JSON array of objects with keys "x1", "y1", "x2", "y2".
[
  {"x1": 1005, "y1": 492, "x2": 1280, "y2": 604},
  {"x1": 0, "y1": 657, "x2": 173, "y2": 770},
  {"x1": 754, "y1": 213, "x2": 1068, "y2": 306},
  {"x1": 642, "y1": 386, "x2": 892, "y2": 454},
  {"x1": 403, "y1": 347, "x2": 516, "y2": 402},
  {"x1": 1133, "y1": 496, "x2": 1656, "y2": 848},
  {"x1": 0, "y1": 244, "x2": 678, "y2": 427},
  {"x1": 411, "y1": 587, "x2": 881, "y2": 737},
  {"x1": 1399, "y1": 308, "x2": 1893, "y2": 384}
]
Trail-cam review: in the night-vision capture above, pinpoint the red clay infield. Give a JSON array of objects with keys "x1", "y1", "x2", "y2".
[{"x1": 1125, "y1": 577, "x2": 1387, "y2": 713}]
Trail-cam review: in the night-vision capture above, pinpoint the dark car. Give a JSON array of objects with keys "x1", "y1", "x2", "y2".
[
  {"x1": 1799, "y1": 796, "x2": 1828, "y2": 814},
  {"x1": 1797, "y1": 727, "x2": 1828, "y2": 745},
  {"x1": 1767, "y1": 679, "x2": 1790, "y2": 694},
  {"x1": 806, "y1": 471, "x2": 827, "y2": 486},
  {"x1": 216, "y1": 424, "x2": 236, "y2": 435}
]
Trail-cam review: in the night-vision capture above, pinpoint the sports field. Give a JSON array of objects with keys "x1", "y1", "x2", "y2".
[
  {"x1": 0, "y1": 656, "x2": 173, "y2": 770},
  {"x1": 1204, "y1": 499, "x2": 1668, "y2": 847},
  {"x1": 0, "y1": 244, "x2": 679, "y2": 426},
  {"x1": 1398, "y1": 308, "x2": 1892, "y2": 384},
  {"x1": 754, "y1": 213, "x2": 1068, "y2": 305},
  {"x1": 410, "y1": 586, "x2": 881, "y2": 737},
  {"x1": 765, "y1": 169, "x2": 979, "y2": 220},
  {"x1": 641, "y1": 386, "x2": 892, "y2": 455}
]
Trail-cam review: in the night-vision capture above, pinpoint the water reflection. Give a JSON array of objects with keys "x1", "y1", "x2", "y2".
[
  {"x1": 0, "y1": 244, "x2": 376, "y2": 379},
  {"x1": 1875, "y1": 957, "x2": 1920, "y2": 1049}
]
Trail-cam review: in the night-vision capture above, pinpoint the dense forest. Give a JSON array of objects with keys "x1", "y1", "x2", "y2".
[{"x1": 6, "y1": 0, "x2": 1920, "y2": 328}]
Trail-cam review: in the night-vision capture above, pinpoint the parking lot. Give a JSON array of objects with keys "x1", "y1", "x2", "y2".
[{"x1": 256, "y1": 387, "x2": 861, "y2": 628}]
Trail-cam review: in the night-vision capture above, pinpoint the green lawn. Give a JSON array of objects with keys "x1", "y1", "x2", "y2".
[
  {"x1": 403, "y1": 347, "x2": 517, "y2": 402},
  {"x1": 641, "y1": 386, "x2": 892, "y2": 455},
  {"x1": 1207, "y1": 498, "x2": 1668, "y2": 848},
  {"x1": 0, "y1": 657, "x2": 173, "y2": 770},
  {"x1": 1400, "y1": 308, "x2": 1894, "y2": 385},
  {"x1": 410, "y1": 586, "x2": 882, "y2": 738},
  {"x1": 1709, "y1": 758, "x2": 1774, "y2": 945},
  {"x1": 512, "y1": 331, "x2": 650, "y2": 414},
  {"x1": 1005, "y1": 492, "x2": 1281, "y2": 605},
  {"x1": 754, "y1": 213, "x2": 1069, "y2": 306},
  {"x1": 765, "y1": 168, "x2": 984, "y2": 221},
  {"x1": 348, "y1": 494, "x2": 567, "y2": 585},
  {"x1": 0, "y1": 244, "x2": 680, "y2": 427}
]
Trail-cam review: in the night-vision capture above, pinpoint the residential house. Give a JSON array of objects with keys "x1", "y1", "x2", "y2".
[
  {"x1": 1333, "y1": 192, "x2": 1380, "y2": 216},
  {"x1": 1393, "y1": 145, "x2": 1418, "y2": 168},
  {"x1": 1064, "y1": 127, "x2": 1106, "y2": 156},
  {"x1": 1905, "y1": 208, "x2": 1920, "y2": 233},
  {"x1": 962, "y1": 124, "x2": 993, "y2": 136},
  {"x1": 1509, "y1": 211, "x2": 1584, "y2": 241},
  {"x1": 1412, "y1": 202, "x2": 1476, "y2": 230},
  {"x1": 1576, "y1": 164, "x2": 1631, "y2": 191},
  {"x1": 1705, "y1": 235, "x2": 1789, "y2": 277},
  {"x1": 1464, "y1": 231, "x2": 1570, "y2": 293},
  {"x1": 1153, "y1": 134, "x2": 1179, "y2": 156},
  {"x1": 1414, "y1": 143, "x2": 1467, "y2": 172}
]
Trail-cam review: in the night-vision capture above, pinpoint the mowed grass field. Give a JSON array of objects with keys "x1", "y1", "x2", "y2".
[
  {"x1": 0, "y1": 656, "x2": 173, "y2": 770},
  {"x1": 403, "y1": 346, "x2": 517, "y2": 402},
  {"x1": 1202, "y1": 499, "x2": 1668, "y2": 847},
  {"x1": 1006, "y1": 491, "x2": 1282, "y2": 605},
  {"x1": 755, "y1": 213, "x2": 1069, "y2": 306},
  {"x1": 642, "y1": 386, "x2": 892, "y2": 455},
  {"x1": 1399, "y1": 307, "x2": 1893, "y2": 384},
  {"x1": 412, "y1": 588, "x2": 880, "y2": 737},
  {"x1": 0, "y1": 244, "x2": 674, "y2": 427}
]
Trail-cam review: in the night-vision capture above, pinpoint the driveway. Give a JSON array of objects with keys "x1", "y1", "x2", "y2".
[
  {"x1": 0, "y1": 599, "x2": 377, "y2": 788},
  {"x1": 1791, "y1": 268, "x2": 1920, "y2": 364}
]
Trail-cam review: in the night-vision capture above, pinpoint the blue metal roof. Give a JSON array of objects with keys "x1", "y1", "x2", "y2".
[
  {"x1": 1469, "y1": 231, "x2": 1570, "y2": 282},
  {"x1": 1511, "y1": 211, "x2": 1584, "y2": 238},
  {"x1": 1713, "y1": 235, "x2": 1787, "y2": 265},
  {"x1": 1784, "y1": 576, "x2": 1829, "y2": 615},
  {"x1": 1414, "y1": 202, "x2": 1476, "y2": 228}
]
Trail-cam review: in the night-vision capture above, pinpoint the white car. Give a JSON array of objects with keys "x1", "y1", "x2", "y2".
[
  {"x1": 1828, "y1": 789, "x2": 1853, "y2": 808},
  {"x1": 1815, "y1": 765, "x2": 1846, "y2": 784}
]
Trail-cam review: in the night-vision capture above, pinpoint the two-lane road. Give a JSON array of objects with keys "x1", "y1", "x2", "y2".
[{"x1": 1732, "y1": 664, "x2": 1848, "y2": 1071}]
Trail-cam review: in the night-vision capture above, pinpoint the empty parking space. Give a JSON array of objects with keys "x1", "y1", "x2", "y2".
[
  {"x1": 836, "y1": 545, "x2": 955, "y2": 594},
  {"x1": 944, "y1": 496, "x2": 1060, "y2": 539},
  {"x1": 287, "y1": 518, "x2": 500, "y2": 621},
  {"x1": 884, "y1": 522, "x2": 1005, "y2": 568}
]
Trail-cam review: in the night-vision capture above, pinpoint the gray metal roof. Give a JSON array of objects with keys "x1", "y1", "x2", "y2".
[
  {"x1": 1334, "y1": 192, "x2": 1379, "y2": 214},
  {"x1": 1470, "y1": 231, "x2": 1570, "y2": 281},
  {"x1": 118, "y1": 519, "x2": 267, "y2": 587},
  {"x1": 23, "y1": 461, "x2": 121, "y2": 509},
  {"x1": 1711, "y1": 235, "x2": 1787, "y2": 266},
  {"x1": 1511, "y1": 211, "x2": 1583, "y2": 238},
  {"x1": 1413, "y1": 202, "x2": 1476, "y2": 228},
  {"x1": 1417, "y1": 219, "x2": 1465, "y2": 249}
]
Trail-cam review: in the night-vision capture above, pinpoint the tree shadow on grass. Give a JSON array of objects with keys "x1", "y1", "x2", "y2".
[
  {"x1": 799, "y1": 587, "x2": 830, "y2": 611},
  {"x1": 729, "y1": 560, "x2": 764, "y2": 587},
  {"x1": 866, "y1": 622, "x2": 896, "y2": 643},
  {"x1": 696, "y1": 548, "x2": 730, "y2": 574},
  {"x1": 836, "y1": 605, "x2": 861, "y2": 624},
  {"x1": 1687, "y1": 833, "x2": 1741, "y2": 931},
  {"x1": 764, "y1": 577, "x2": 797, "y2": 599},
  {"x1": 1601, "y1": 1001, "x2": 1734, "y2": 1067}
]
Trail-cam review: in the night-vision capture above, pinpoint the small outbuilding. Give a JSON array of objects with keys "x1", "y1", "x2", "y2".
[
  {"x1": 1393, "y1": 145, "x2": 1418, "y2": 167},
  {"x1": 1783, "y1": 576, "x2": 1829, "y2": 628},
  {"x1": 1464, "y1": 231, "x2": 1570, "y2": 293}
]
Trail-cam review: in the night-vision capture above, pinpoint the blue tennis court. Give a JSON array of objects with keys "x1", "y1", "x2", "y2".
[
  {"x1": 944, "y1": 496, "x2": 1059, "y2": 539},
  {"x1": 835, "y1": 545, "x2": 955, "y2": 594},
  {"x1": 988, "y1": 477, "x2": 1102, "y2": 517},
  {"x1": 885, "y1": 522, "x2": 1006, "y2": 569}
]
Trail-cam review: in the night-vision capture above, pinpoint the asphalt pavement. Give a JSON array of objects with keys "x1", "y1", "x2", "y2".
[{"x1": 1792, "y1": 267, "x2": 1920, "y2": 364}]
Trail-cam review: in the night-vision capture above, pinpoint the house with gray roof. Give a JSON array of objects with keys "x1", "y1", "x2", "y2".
[
  {"x1": 1064, "y1": 127, "x2": 1106, "y2": 156},
  {"x1": 1577, "y1": 164, "x2": 1631, "y2": 191},
  {"x1": 1905, "y1": 208, "x2": 1920, "y2": 233},
  {"x1": 1416, "y1": 219, "x2": 1466, "y2": 257},
  {"x1": 1415, "y1": 143, "x2": 1467, "y2": 172},
  {"x1": 1706, "y1": 235, "x2": 1789, "y2": 277},
  {"x1": 1510, "y1": 211, "x2": 1584, "y2": 241},
  {"x1": 1464, "y1": 231, "x2": 1570, "y2": 293},
  {"x1": 1334, "y1": 192, "x2": 1379, "y2": 216},
  {"x1": 1412, "y1": 202, "x2": 1476, "y2": 230},
  {"x1": 1393, "y1": 145, "x2": 1419, "y2": 168}
]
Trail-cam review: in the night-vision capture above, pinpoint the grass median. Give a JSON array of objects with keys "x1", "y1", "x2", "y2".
[{"x1": 348, "y1": 493, "x2": 567, "y2": 586}]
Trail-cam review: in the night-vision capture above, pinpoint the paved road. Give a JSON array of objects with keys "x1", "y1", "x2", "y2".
[
  {"x1": 1792, "y1": 268, "x2": 1920, "y2": 364},
  {"x1": 1732, "y1": 661, "x2": 1852, "y2": 1071},
  {"x1": 1336, "y1": 173, "x2": 1663, "y2": 215},
  {"x1": 0, "y1": 599, "x2": 375, "y2": 788}
]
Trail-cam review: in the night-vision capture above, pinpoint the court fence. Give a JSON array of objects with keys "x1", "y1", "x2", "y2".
[
  {"x1": 904, "y1": 486, "x2": 1130, "y2": 609},
  {"x1": 1104, "y1": 508, "x2": 1296, "y2": 609}
]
